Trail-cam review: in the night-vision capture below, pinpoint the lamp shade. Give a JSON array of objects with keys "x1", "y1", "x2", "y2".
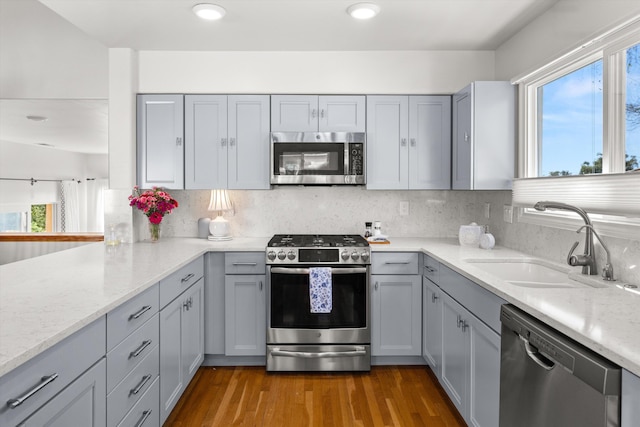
[{"x1": 208, "y1": 189, "x2": 232, "y2": 213}]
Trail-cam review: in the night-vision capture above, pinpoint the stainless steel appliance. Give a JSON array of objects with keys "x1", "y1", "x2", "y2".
[
  {"x1": 270, "y1": 132, "x2": 365, "y2": 185},
  {"x1": 266, "y1": 234, "x2": 371, "y2": 371},
  {"x1": 500, "y1": 304, "x2": 621, "y2": 427}
]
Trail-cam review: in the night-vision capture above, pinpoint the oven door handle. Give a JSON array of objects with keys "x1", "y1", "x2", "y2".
[
  {"x1": 270, "y1": 346, "x2": 367, "y2": 358},
  {"x1": 270, "y1": 267, "x2": 367, "y2": 275}
]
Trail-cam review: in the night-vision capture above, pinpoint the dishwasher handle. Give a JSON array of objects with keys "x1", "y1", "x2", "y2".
[{"x1": 520, "y1": 335, "x2": 555, "y2": 370}]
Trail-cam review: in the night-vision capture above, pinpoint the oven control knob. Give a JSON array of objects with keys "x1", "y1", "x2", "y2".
[
  {"x1": 287, "y1": 250, "x2": 296, "y2": 260},
  {"x1": 351, "y1": 251, "x2": 360, "y2": 261},
  {"x1": 360, "y1": 252, "x2": 370, "y2": 262},
  {"x1": 277, "y1": 250, "x2": 286, "y2": 260},
  {"x1": 341, "y1": 250, "x2": 350, "y2": 261},
  {"x1": 267, "y1": 250, "x2": 277, "y2": 261}
]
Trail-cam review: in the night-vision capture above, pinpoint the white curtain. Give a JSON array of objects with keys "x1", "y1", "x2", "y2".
[
  {"x1": 58, "y1": 180, "x2": 81, "y2": 232},
  {"x1": 86, "y1": 178, "x2": 107, "y2": 232}
]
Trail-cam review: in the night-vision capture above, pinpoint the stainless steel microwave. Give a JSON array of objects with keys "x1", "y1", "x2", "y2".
[{"x1": 270, "y1": 132, "x2": 365, "y2": 185}]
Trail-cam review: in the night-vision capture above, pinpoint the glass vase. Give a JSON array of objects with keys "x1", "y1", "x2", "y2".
[{"x1": 149, "y1": 222, "x2": 161, "y2": 242}]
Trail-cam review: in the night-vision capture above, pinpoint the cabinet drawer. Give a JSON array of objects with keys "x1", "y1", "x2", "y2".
[
  {"x1": 160, "y1": 256, "x2": 204, "y2": 308},
  {"x1": 371, "y1": 252, "x2": 420, "y2": 275},
  {"x1": 107, "y1": 284, "x2": 159, "y2": 351},
  {"x1": 107, "y1": 313, "x2": 159, "y2": 393},
  {"x1": 225, "y1": 252, "x2": 266, "y2": 274},
  {"x1": 423, "y1": 254, "x2": 440, "y2": 284},
  {"x1": 116, "y1": 376, "x2": 159, "y2": 427},
  {"x1": 107, "y1": 345, "x2": 159, "y2": 427},
  {"x1": 439, "y1": 264, "x2": 506, "y2": 333},
  {"x1": 0, "y1": 317, "x2": 106, "y2": 427}
]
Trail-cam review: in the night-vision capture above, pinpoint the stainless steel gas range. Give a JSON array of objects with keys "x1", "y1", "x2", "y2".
[{"x1": 266, "y1": 234, "x2": 371, "y2": 372}]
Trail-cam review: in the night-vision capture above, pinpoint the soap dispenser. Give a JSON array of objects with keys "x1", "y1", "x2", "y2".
[{"x1": 479, "y1": 225, "x2": 495, "y2": 250}]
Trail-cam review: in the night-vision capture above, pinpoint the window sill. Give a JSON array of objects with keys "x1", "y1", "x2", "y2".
[{"x1": 0, "y1": 233, "x2": 104, "y2": 242}]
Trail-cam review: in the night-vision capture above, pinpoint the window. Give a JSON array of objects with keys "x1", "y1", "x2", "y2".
[
  {"x1": 515, "y1": 18, "x2": 640, "y2": 238},
  {"x1": 0, "y1": 204, "x2": 55, "y2": 233}
]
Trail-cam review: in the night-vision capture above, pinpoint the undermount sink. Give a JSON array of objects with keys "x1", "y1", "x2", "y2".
[{"x1": 464, "y1": 258, "x2": 604, "y2": 289}]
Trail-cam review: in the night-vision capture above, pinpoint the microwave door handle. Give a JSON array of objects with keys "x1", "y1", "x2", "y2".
[{"x1": 269, "y1": 267, "x2": 367, "y2": 275}]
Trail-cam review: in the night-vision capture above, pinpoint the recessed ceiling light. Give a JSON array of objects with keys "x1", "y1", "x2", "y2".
[
  {"x1": 347, "y1": 3, "x2": 380, "y2": 20},
  {"x1": 192, "y1": 3, "x2": 226, "y2": 20},
  {"x1": 26, "y1": 115, "x2": 48, "y2": 122}
]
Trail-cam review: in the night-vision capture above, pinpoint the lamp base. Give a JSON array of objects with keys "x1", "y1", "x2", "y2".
[
  {"x1": 209, "y1": 215, "x2": 232, "y2": 240},
  {"x1": 207, "y1": 235, "x2": 233, "y2": 241}
]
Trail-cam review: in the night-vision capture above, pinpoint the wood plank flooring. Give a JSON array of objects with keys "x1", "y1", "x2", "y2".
[{"x1": 164, "y1": 366, "x2": 467, "y2": 427}]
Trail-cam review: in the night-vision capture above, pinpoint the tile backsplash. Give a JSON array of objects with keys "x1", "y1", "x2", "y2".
[{"x1": 105, "y1": 186, "x2": 639, "y2": 285}]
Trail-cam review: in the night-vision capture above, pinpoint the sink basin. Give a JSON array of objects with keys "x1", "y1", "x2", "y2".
[{"x1": 464, "y1": 258, "x2": 603, "y2": 289}]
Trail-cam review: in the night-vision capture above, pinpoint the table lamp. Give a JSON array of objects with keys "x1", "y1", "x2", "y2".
[{"x1": 208, "y1": 189, "x2": 233, "y2": 241}]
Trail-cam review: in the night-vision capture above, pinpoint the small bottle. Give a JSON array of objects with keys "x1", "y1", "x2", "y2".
[
  {"x1": 105, "y1": 224, "x2": 120, "y2": 246},
  {"x1": 364, "y1": 222, "x2": 372, "y2": 238}
]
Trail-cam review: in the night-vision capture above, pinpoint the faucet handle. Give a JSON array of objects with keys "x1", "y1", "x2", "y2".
[
  {"x1": 567, "y1": 241, "x2": 581, "y2": 266},
  {"x1": 602, "y1": 263, "x2": 615, "y2": 281}
]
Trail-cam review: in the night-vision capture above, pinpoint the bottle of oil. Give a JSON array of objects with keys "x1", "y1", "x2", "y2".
[{"x1": 364, "y1": 222, "x2": 372, "y2": 238}]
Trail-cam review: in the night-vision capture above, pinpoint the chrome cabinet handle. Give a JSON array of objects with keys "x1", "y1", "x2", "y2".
[
  {"x1": 423, "y1": 266, "x2": 436, "y2": 273},
  {"x1": 134, "y1": 410, "x2": 153, "y2": 427},
  {"x1": 221, "y1": 138, "x2": 227, "y2": 147},
  {"x1": 461, "y1": 320, "x2": 468, "y2": 332},
  {"x1": 431, "y1": 293, "x2": 439, "y2": 303},
  {"x1": 320, "y1": 109, "x2": 325, "y2": 118},
  {"x1": 129, "y1": 340, "x2": 152, "y2": 359},
  {"x1": 385, "y1": 261, "x2": 410, "y2": 265},
  {"x1": 311, "y1": 109, "x2": 317, "y2": 119},
  {"x1": 230, "y1": 137, "x2": 236, "y2": 147},
  {"x1": 400, "y1": 138, "x2": 407, "y2": 147},
  {"x1": 129, "y1": 305, "x2": 152, "y2": 321},
  {"x1": 7, "y1": 373, "x2": 59, "y2": 409},
  {"x1": 259, "y1": 281, "x2": 263, "y2": 291},
  {"x1": 183, "y1": 296, "x2": 193, "y2": 311},
  {"x1": 130, "y1": 375, "x2": 152, "y2": 396},
  {"x1": 374, "y1": 281, "x2": 379, "y2": 290},
  {"x1": 181, "y1": 273, "x2": 195, "y2": 283},
  {"x1": 176, "y1": 137, "x2": 182, "y2": 146},
  {"x1": 464, "y1": 132, "x2": 469, "y2": 142},
  {"x1": 232, "y1": 262, "x2": 257, "y2": 266},
  {"x1": 410, "y1": 138, "x2": 416, "y2": 147},
  {"x1": 456, "y1": 315, "x2": 462, "y2": 328}
]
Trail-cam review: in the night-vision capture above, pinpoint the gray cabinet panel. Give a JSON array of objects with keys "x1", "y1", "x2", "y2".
[
  {"x1": 184, "y1": 95, "x2": 228, "y2": 189},
  {"x1": 116, "y1": 376, "x2": 159, "y2": 427},
  {"x1": 182, "y1": 281, "x2": 205, "y2": 384},
  {"x1": 622, "y1": 370, "x2": 640, "y2": 427},
  {"x1": 224, "y1": 275, "x2": 266, "y2": 356},
  {"x1": 107, "y1": 284, "x2": 159, "y2": 351},
  {"x1": 319, "y1": 95, "x2": 365, "y2": 132},
  {"x1": 371, "y1": 274, "x2": 422, "y2": 356},
  {"x1": 422, "y1": 278, "x2": 443, "y2": 378},
  {"x1": 228, "y1": 95, "x2": 270, "y2": 190},
  {"x1": 452, "y1": 87, "x2": 472, "y2": 190},
  {"x1": 371, "y1": 252, "x2": 419, "y2": 275},
  {"x1": 136, "y1": 94, "x2": 184, "y2": 189},
  {"x1": 205, "y1": 252, "x2": 225, "y2": 355},
  {"x1": 271, "y1": 95, "x2": 318, "y2": 132},
  {"x1": 159, "y1": 292, "x2": 183, "y2": 424},
  {"x1": 0, "y1": 317, "x2": 106, "y2": 427},
  {"x1": 20, "y1": 359, "x2": 106, "y2": 427},
  {"x1": 440, "y1": 292, "x2": 468, "y2": 418},
  {"x1": 159, "y1": 256, "x2": 204, "y2": 309},
  {"x1": 468, "y1": 314, "x2": 500, "y2": 427},
  {"x1": 224, "y1": 252, "x2": 266, "y2": 275}
]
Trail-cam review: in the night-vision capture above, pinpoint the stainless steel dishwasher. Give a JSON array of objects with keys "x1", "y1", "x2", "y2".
[{"x1": 500, "y1": 304, "x2": 621, "y2": 427}]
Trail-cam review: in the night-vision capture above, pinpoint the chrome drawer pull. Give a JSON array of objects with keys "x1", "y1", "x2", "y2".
[
  {"x1": 134, "y1": 410, "x2": 153, "y2": 427},
  {"x1": 130, "y1": 375, "x2": 152, "y2": 396},
  {"x1": 7, "y1": 373, "x2": 59, "y2": 409},
  {"x1": 384, "y1": 261, "x2": 411, "y2": 265},
  {"x1": 129, "y1": 340, "x2": 152, "y2": 359},
  {"x1": 232, "y1": 262, "x2": 258, "y2": 266},
  {"x1": 129, "y1": 305, "x2": 152, "y2": 321},
  {"x1": 181, "y1": 273, "x2": 195, "y2": 283}
]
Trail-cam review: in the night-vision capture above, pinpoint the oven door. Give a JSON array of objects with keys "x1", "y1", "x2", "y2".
[
  {"x1": 271, "y1": 141, "x2": 347, "y2": 184},
  {"x1": 267, "y1": 266, "x2": 370, "y2": 345}
]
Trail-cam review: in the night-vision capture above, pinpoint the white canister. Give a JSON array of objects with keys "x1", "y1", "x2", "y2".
[
  {"x1": 197, "y1": 217, "x2": 211, "y2": 239},
  {"x1": 479, "y1": 227, "x2": 496, "y2": 250},
  {"x1": 458, "y1": 222, "x2": 483, "y2": 247}
]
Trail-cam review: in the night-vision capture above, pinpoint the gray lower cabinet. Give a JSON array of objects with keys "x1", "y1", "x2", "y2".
[
  {"x1": 159, "y1": 278, "x2": 204, "y2": 424},
  {"x1": 422, "y1": 276, "x2": 443, "y2": 378},
  {"x1": 224, "y1": 252, "x2": 267, "y2": 357},
  {"x1": 370, "y1": 252, "x2": 422, "y2": 357},
  {"x1": 19, "y1": 359, "x2": 106, "y2": 427},
  {"x1": 622, "y1": 369, "x2": 640, "y2": 427}
]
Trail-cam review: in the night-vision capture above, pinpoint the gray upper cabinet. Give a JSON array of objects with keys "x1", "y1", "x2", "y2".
[
  {"x1": 366, "y1": 95, "x2": 451, "y2": 190},
  {"x1": 271, "y1": 95, "x2": 365, "y2": 132},
  {"x1": 185, "y1": 95, "x2": 270, "y2": 190},
  {"x1": 137, "y1": 94, "x2": 184, "y2": 189},
  {"x1": 452, "y1": 81, "x2": 516, "y2": 190}
]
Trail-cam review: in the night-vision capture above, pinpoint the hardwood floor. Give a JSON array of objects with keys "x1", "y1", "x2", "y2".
[{"x1": 165, "y1": 366, "x2": 466, "y2": 427}]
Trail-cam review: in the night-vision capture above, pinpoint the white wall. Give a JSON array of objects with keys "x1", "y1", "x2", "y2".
[
  {"x1": 0, "y1": 0, "x2": 108, "y2": 99},
  {"x1": 495, "y1": 0, "x2": 640, "y2": 80}
]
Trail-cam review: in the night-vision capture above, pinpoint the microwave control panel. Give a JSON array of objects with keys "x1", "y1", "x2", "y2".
[{"x1": 350, "y1": 143, "x2": 364, "y2": 175}]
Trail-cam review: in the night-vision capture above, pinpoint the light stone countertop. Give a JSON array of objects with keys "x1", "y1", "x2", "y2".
[{"x1": 1, "y1": 236, "x2": 639, "y2": 379}]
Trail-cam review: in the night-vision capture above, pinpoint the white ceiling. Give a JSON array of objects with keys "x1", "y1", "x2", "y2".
[
  {"x1": 1, "y1": 0, "x2": 560, "y2": 154},
  {"x1": 39, "y1": 0, "x2": 559, "y2": 51}
]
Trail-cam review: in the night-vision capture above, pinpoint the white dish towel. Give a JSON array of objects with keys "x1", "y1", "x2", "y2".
[{"x1": 309, "y1": 267, "x2": 332, "y2": 313}]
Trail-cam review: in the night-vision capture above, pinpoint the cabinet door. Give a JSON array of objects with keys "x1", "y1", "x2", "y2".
[
  {"x1": 225, "y1": 275, "x2": 266, "y2": 356},
  {"x1": 228, "y1": 95, "x2": 270, "y2": 189},
  {"x1": 184, "y1": 95, "x2": 228, "y2": 189},
  {"x1": 182, "y1": 280, "x2": 204, "y2": 386},
  {"x1": 318, "y1": 95, "x2": 366, "y2": 132},
  {"x1": 137, "y1": 94, "x2": 184, "y2": 189},
  {"x1": 468, "y1": 313, "x2": 500, "y2": 427},
  {"x1": 371, "y1": 275, "x2": 422, "y2": 356},
  {"x1": 271, "y1": 95, "x2": 318, "y2": 132},
  {"x1": 440, "y1": 292, "x2": 469, "y2": 419},
  {"x1": 366, "y1": 96, "x2": 409, "y2": 189},
  {"x1": 452, "y1": 85, "x2": 472, "y2": 190},
  {"x1": 159, "y1": 293, "x2": 184, "y2": 424},
  {"x1": 409, "y1": 96, "x2": 451, "y2": 189},
  {"x1": 204, "y1": 252, "x2": 225, "y2": 355},
  {"x1": 422, "y1": 278, "x2": 443, "y2": 378},
  {"x1": 21, "y1": 359, "x2": 106, "y2": 427}
]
